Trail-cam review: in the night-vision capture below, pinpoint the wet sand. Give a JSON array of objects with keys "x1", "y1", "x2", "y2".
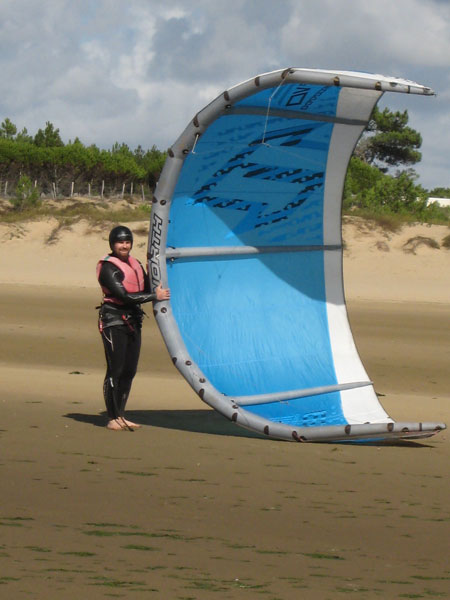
[{"x1": 0, "y1": 283, "x2": 448, "y2": 599}]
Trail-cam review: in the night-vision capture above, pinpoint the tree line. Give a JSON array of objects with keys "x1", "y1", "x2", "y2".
[
  {"x1": 344, "y1": 107, "x2": 449, "y2": 220},
  {"x1": 0, "y1": 118, "x2": 166, "y2": 201}
]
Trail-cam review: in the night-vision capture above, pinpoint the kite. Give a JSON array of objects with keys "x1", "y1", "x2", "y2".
[{"x1": 148, "y1": 68, "x2": 446, "y2": 442}]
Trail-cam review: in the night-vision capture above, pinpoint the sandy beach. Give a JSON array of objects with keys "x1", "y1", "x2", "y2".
[{"x1": 1, "y1": 216, "x2": 449, "y2": 599}]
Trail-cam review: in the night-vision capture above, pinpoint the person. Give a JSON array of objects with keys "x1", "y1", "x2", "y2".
[{"x1": 97, "y1": 225, "x2": 170, "y2": 431}]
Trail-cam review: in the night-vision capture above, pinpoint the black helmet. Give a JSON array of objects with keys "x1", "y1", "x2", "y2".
[{"x1": 109, "y1": 225, "x2": 133, "y2": 250}]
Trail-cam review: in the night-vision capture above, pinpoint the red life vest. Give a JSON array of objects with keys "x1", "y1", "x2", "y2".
[{"x1": 96, "y1": 254, "x2": 145, "y2": 305}]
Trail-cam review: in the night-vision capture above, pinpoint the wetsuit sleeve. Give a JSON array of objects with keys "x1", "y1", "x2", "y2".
[
  {"x1": 99, "y1": 261, "x2": 156, "y2": 305},
  {"x1": 142, "y1": 265, "x2": 151, "y2": 293}
]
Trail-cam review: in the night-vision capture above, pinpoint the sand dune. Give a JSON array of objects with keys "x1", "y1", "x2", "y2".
[{"x1": 1, "y1": 216, "x2": 448, "y2": 302}]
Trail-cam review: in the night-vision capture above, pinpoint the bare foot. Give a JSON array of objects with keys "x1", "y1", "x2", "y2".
[
  {"x1": 106, "y1": 419, "x2": 125, "y2": 431},
  {"x1": 116, "y1": 416, "x2": 135, "y2": 431},
  {"x1": 123, "y1": 418, "x2": 141, "y2": 429}
]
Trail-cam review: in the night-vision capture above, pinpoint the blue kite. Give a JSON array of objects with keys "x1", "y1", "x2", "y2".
[{"x1": 148, "y1": 68, "x2": 446, "y2": 443}]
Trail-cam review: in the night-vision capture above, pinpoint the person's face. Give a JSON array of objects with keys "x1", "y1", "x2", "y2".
[{"x1": 113, "y1": 240, "x2": 132, "y2": 261}]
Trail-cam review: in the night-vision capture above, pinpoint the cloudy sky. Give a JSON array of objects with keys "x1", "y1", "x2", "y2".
[{"x1": 1, "y1": 0, "x2": 449, "y2": 190}]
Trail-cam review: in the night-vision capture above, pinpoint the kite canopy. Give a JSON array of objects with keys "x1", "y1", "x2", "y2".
[{"x1": 148, "y1": 68, "x2": 445, "y2": 443}]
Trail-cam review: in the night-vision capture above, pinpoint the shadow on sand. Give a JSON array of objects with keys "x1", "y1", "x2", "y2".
[
  {"x1": 63, "y1": 409, "x2": 266, "y2": 439},
  {"x1": 63, "y1": 410, "x2": 433, "y2": 447}
]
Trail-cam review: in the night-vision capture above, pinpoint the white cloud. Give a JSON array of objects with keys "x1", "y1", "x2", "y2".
[
  {"x1": 282, "y1": 0, "x2": 450, "y2": 72},
  {"x1": 81, "y1": 40, "x2": 111, "y2": 66}
]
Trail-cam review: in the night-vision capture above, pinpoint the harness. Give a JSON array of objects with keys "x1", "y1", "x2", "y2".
[{"x1": 98, "y1": 303, "x2": 144, "y2": 333}]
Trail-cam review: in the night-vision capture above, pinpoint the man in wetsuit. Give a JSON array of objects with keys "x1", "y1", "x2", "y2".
[{"x1": 97, "y1": 225, "x2": 170, "y2": 431}]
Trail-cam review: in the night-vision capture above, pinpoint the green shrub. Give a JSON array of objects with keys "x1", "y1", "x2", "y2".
[{"x1": 11, "y1": 175, "x2": 40, "y2": 210}]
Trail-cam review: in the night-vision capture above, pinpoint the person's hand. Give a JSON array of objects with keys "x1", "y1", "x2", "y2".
[{"x1": 155, "y1": 282, "x2": 170, "y2": 301}]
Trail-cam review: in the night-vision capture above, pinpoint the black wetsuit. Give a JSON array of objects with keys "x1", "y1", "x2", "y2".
[{"x1": 98, "y1": 259, "x2": 156, "y2": 420}]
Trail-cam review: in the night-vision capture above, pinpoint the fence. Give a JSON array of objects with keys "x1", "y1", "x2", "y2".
[{"x1": 0, "y1": 178, "x2": 151, "y2": 201}]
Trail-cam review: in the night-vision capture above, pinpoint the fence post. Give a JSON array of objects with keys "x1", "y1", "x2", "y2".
[
  {"x1": 121, "y1": 183, "x2": 125, "y2": 198},
  {"x1": 130, "y1": 182, "x2": 133, "y2": 196},
  {"x1": 101, "y1": 180, "x2": 105, "y2": 198},
  {"x1": 88, "y1": 183, "x2": 91, "y2": 197},
  {"x1": 70, "y1": 182, "x2": 74, "y2": 197},
  {"x1": 52, "y1": 182, "x2": 57, "y2": 199},
  {"x1": 4, "y1": 181, "x2": 8, "y2": 196},
  {"x1": 141, "y1": 184, "x2": 144, "y2": 201}
]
